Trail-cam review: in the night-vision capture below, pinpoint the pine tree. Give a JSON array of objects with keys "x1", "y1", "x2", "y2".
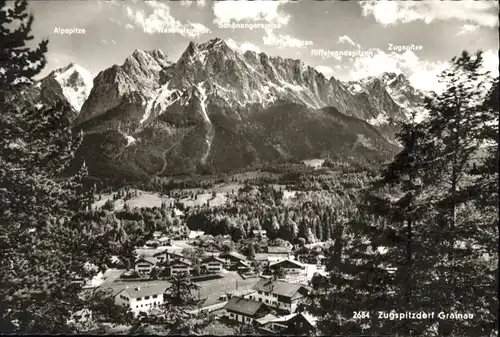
[
  {"x1": 468, "y1": 77, "x2": 499, "y2": 209},
  {"x1": 309, "y1": 51, "x2": 498, "y2": 336},
  {"x1": 0, "y1": 1, "x2": 112, "y2": 333},
  {"x1": 164, "y1": 272, "x2": 203, "y2": 308},
  {"x1": 309, "y1": 214, "x2": 395, "y2": 335},
  {"x1": 0, "y1": 0, "x2": 47, "y2": 103},
  {"x1": 358, "y1": 120, "x2": 441, "y2": 335},
  {"x1": 464, "y1": 77, "x2": 499, "y2": 335},
  {"x1": 412, "y1": 51, "x2": 498, "y2": 336},
  {"x1": 247, "y1": 243, "x2": 256, "y2": 261}
]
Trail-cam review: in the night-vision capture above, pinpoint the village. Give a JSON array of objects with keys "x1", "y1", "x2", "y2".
[{"x1": 76, "y1": 228, "x2": 329, "y2": 335}]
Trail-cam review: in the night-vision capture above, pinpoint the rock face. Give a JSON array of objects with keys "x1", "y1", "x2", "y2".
[
  {"x1": 346, "y1": 72, "x2": 427, "y2": 125},
  {"x1": 54, "y1": 38, "x2": 426, "y2": 177},
  {"x1": 15, "y1": 63, "x2": 94, "y2": 121},
  {"x1": 75, "y1": 49, "x2": 174, "y2": 125},
  {"x1": 43, "y1": 63, "x2": 94, "y2": 112}
]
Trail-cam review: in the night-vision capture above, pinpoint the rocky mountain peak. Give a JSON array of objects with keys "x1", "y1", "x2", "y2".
[
  {"x1": 150, "y1": 48, "x2": 166, "y2": 60},
  {"x1": 376, "y1": 72, "x2": 412, "y2": 90},
  {"x1": 199, "y1": 37, "x2": 230, "y2": 51},
  {"x1": 41, "y1": 62, "x2": 93, "y2": 112},
  {"x1": 125, "y1": 48, "x2": 171, "y2": 71},
  {"x1": 59, "y1": 37, "x2": 430, "y2": 177},
  {"x1": 76, "y1": 49, "x2": 174, "y2": 125},
  {"x1": 346, "y1": 71, "x2": 428, "y2": 123}
]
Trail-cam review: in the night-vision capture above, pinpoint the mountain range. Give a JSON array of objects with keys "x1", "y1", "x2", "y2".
[{"x1": 26, "y1": 38, "x2": 428, "y2": 178}]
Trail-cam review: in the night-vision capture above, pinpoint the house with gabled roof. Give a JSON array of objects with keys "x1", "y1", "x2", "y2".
[
  {"x1": 220, "y1": 251, "x2": 248, "y2": 268},
  {"x1": 157, "y1": 236, "x2": 172, "y2": 247},
  {"x1": 250, "y1": 279, "x2": 310, "y2": 313},
  {"x1": 230, "y1": 259, "x2": 252, "y2": 273},
  {"x1": 115, "y1": 285, "x2": 166, "y2": 317},
  {"x1": 153, "y1": 249, "x2": 183, "y2": 265},
  {"x1": 134, "y1": 256, "x2": 157, "y2": 276},
  {"x1": 285, "y1": 312, "x2": 317, "y2": 335},
  {"x1": 267, "y1": 246, "x2": 293, "y2": 259},
  {"x1": 256, "y1": 312, "x2": 317, "y2": 335},
  {"x1": 201, "y1": 255, "x2": 225, "y2": 273},
  {"x1": 165, "y1": 258, "x2": 192, "y2": 277},
  {"x1": 255, "y1": 312, "x2": 294, "y2": 333},
  {"x1": 223, "y1": 296, "x2": 270, "y2": 325},
  {"x1": 254, "y1": 253, "x2": 272, "y2": 267},
  {"x1": 269, "y1": 259, "x2": 306, "y2": 275}
]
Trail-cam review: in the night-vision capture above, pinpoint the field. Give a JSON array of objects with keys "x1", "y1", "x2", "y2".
[
  {"x1": 227, "y1": 171, "x2": 279, "y2": 181},
  {"x1": 177, "y1": 191, "x2": 228, "y2": 208},
  {"x1": 134, "y1": 240, "x2": 195, "y2": 257},
  {"x1": 96, "y1": 270, "x2": 261, "y2": 309},
  {"x1": 302, "y1": 159, "x2": 325, "y2": 168},
  {"x1": 91, "y1": 167, "x2": 308, "y2": 211},
  {"x1": 92, "y1": 190, "x2": 175, "y2": 211},
  {"x1": 193, "y1": 271, "x2": 261, "y2": 307},
  {"x1": 92, "y1": 188, "x2": 230, "y2": 211}
]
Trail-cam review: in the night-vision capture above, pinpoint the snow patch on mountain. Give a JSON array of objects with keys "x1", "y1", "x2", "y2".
[
  {"x1": 261, "y1": 85, "x2": 278, "y2": 106},
  {"x1": 346, "y1": 82, "x2": 365, "y2": 95},
  {"x1": 197, "y1": 83, "x2": 211, "y2": 124},
  {"x1": 356, "y1": 134, "x2": 375, "y2": 149},
  {"x1": 125, "y1": 135, "x2": 137, "y2": 147},
  {"x1": 154, "y1": 86, "x2": 180, "y2": 114},
  {"x1": 368, "y1": 112, "x2": 389, "y2": 126},
  {"x1": 141, "y1": 91, "x2": 159, "y2": 124},
  {"x1": 52, "y1": 63, "x2": 93, "y2": 111},
  {"x1": 185, "y1": 43, "x2": 209, "y2": 65},
  {"x1": 196, "y1": 82, "x2": 214, "y2": 164},
  {"x1": 118, "y1": 129, "x2": 137, "y2": 147},
  {"x1": 283, "y1": 82, "x2": 305, "y2": 92},
  {"x1": 141, "y1": 81, "x2": 182, "y2": 124}
]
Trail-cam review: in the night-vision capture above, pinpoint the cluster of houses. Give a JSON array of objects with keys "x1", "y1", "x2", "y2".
[
  {"x1": 224, "y1": 293, "x2": 317, "y2": 335},
  {"x1": 99, "y1": 230, "x2": 328, "y2": 334},
  {"x1": 112, "y1": 277, "x2": 316, "y2": 335},
  {"x1": 132, "y1": 248, "x2": 307, "y2": 279},
  {"x1": 132, "y1": 233, "x2": 309, "y2": 279},
  {"x1": 134, "y1": 250, "x2": 192, "y2": 277}
]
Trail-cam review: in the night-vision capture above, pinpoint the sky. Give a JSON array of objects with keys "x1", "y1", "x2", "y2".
[{"x1": 26, "y1": 0, "x2": 499, "y2": 92}]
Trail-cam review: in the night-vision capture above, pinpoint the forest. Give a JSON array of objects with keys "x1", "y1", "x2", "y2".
[{"x1": 0, "y1": 1, "x2": 498, "y2": 335}]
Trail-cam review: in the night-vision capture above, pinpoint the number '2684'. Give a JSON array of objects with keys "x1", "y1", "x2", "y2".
[{"x1": 353, "y1": 311, "x2": 370, "y2": 319}]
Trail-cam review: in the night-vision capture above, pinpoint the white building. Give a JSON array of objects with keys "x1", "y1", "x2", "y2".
[
  {"x1": 83, "y1": 270, "x2": 105, "y2": 289},
  {"x1": 269, "y1": 259, "x2": 306, "y2": 275},
  {"x1": 158, "y1": 237, "x2": 172, "y2": 247},
  {"x1": 247, "y1": 279, "x2": 310, "y2": 314},
  {"x1": 219, "y1": 251, "x2": 248, "y2": 268},
  {"x1": 189, "y1": 230, "x2": 205, "y2": 239},
  {"x1": 267, "y1": 246, "x2": 293, "y2": 260},
  {"x1": 115, "y1": 285, "x2": 166, "y2": 317},
  {"x1": 145, "y1": 239, "x2": 160, "y2": 248},
  {"x1": 202, "y1": 256, "x2": 225, "y2": 273},
  {"x1": 167, "y1": 258, "x2": 192, "y2": 277}
]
